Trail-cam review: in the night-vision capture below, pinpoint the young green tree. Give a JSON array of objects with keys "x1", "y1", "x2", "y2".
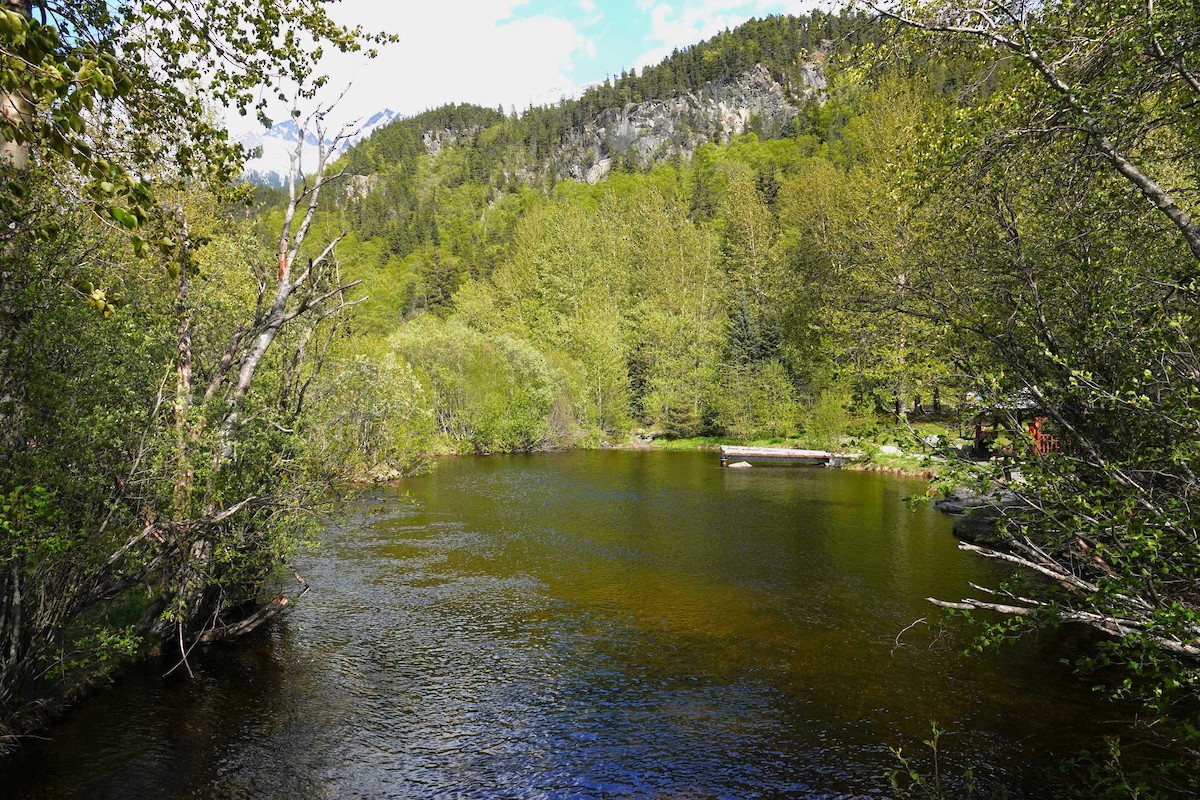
[
  {"x1": 777, "y1": 76, "x2": 955, "y2": 416},
  {"x1": 0, "y1": 1, "x2": 391, "y2": 746},
  {"x1": 720, "y1": 162, "x2": 784, "y2": 366},
  {"x1": 631, "y1": 189, "x2": 726, "y2": 434},
  {"x1": 856, "y1": 2, "x2": 1200, "y2": 759}
]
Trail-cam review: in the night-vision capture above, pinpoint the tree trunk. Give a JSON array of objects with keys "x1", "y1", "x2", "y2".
[
  {"x1": 1, "y1": 0, "x2": 33, "y2": 171},
  {"x1": 173, "y1": 209, "x2": 194, "y2": 512}
]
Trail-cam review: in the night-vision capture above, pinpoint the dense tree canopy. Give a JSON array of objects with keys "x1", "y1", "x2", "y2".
[
  {"x1": 3, "y1": 3, "x2": 1199, "y2": 791},
  {"x1": 0, "y1": 0, "x2": 389, "y2": 748}
]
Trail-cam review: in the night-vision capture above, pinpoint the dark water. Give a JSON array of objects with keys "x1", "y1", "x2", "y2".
[{"x1": 2, "y1": 451, "x2": 1127, "y2": 798}]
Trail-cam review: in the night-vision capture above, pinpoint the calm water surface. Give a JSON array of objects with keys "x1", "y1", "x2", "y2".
[{"x1": 2, "y1": 451, "x2": 1126, "y2": 798}]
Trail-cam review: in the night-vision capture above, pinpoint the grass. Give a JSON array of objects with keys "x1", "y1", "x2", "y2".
[
  {"x1": 651, "y1": 435, "x2": 799, "y2": 452},
  {"x1": 641, "y1": 415, "x2": 960, "y2": 477},
  {"x1": 852, "y1": 448, "x2": 942, "y2": 476}
]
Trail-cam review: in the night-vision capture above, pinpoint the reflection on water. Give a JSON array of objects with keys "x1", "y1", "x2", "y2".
[{"x1": 2, "y1": 451, "x2": 1123, "y2": 798}]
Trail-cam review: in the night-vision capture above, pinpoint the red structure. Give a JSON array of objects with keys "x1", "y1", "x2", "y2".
[{"x1": 1028, "y1": 417, "x2": 1060, "y2": 456}]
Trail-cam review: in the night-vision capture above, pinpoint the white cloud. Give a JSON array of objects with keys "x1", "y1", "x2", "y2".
[{"x1": 226, "y1": 1, "x2": 594, "y2": 134}]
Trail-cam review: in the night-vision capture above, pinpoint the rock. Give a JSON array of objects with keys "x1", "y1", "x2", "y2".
[
  {"x1": 728, "y1": 461, "x2": 753, "y2": 469},
  {"x1": 931, "y1": 489, "x2": 1017, "y2": 513},
  {"x1": 421, "y1": 128, "x2": 462, "y2": 155},
  {"x1": 934, "y1": 486, "x2": 1025, "y2": 546},
  {"x1": 879, "y1": 444, "x2": 904, "y2": 456},
  {"x1": 933, "y1": 486, "x2": 982, "y2": 514},
  {"x1": 953, "y1": 506, "x2": 1011, "y2": 547},
  {"x1": 410, "y1": 62, "x2": 827, "y2": 194},
  {"x1": 556, "y1": 62, "x2": 823, "y2": 183},
  {"x1": 934, "y1": 486, "x2": 1020, "y2": 515},
  {"x1": 585, "y1": 158, "x2": 611, "y2": 185},
  {"x1": 342, "y1": 173, "x2": 377, "y2": 202}
]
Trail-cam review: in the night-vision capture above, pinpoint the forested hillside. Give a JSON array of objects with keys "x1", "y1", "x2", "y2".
[
  {"x1": 3, "y1": 3, "x2": 1198, "y2": 790},
  {"x1": 293, "y1": 9, "x2": 981, "y2": 459}
]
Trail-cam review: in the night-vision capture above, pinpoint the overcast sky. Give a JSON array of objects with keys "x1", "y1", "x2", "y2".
[{"x1": 228, "y1": 0, "x2": 840, "y2": 133}]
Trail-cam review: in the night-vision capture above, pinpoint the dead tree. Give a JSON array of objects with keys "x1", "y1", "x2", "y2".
[{"x1": 150, "y1": 102, "x2": 365, "y2": 649}]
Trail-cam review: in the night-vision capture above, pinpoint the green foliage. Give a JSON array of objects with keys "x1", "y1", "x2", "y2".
[
  {"x1": 711, "y1": 360, "x2": 799, "y2": 440},
  {"x1": 1065, "y1": 735, "x2": 1200, "y2": 799},
  {"x1": 887, "y1": 722, "x2": 982, "y2": 800},
  {"x1": 388, "y1": 317, "x2": 555, "y2": 453},
  {"x1": 48, "y1": 626, "x2": 141, "y2": 680},
  {"x1": 0, "y1": 484, "x2": 63, "y2": 560},
  {"x1": 302, "y1": 352, "x2": 435, "y2": 480},
  {"x1": 799, "y1": 383, "x2": 852, "y2": 451}
]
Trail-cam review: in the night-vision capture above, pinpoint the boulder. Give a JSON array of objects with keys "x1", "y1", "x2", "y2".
[{"x1": 935, "y1": 486, "x2": 1024, "y2": 547}]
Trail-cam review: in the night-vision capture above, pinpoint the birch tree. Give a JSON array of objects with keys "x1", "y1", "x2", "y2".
[
  {"x1": 0, "y1": 0, "x2": 387, "y2": 747},
  {"x1": 856, "y1": 1, "x2": 1200, "y2": 733}
]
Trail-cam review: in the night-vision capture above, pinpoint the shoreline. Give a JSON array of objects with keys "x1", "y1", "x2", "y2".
[{"x1": 355, "y1": 440, "x2": 942, "y2": 484}]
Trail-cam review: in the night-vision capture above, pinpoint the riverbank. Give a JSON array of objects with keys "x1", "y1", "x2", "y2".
[
  {"x1": 356, "y1": 433, "x2": 948, "y2": 485},
  {"x1": 613, "y1": 434, "x2": 945, "y2": 479}
]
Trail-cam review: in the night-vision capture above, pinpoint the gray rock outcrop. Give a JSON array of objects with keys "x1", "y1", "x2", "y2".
[
  {"x1": 421, "y1": 128, "x2": 463, "y2": 155},
  {"x1": 935, "y1": 486, "x2": 1026, "y2": 547},
  {"x1": 556, "y1": 63, "x2": 823, "y2": 184},
  {"x1": 412, "y1": 62, "x2": 826, "y2": 187}
]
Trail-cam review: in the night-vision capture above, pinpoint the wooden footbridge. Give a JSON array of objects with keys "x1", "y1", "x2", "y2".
[{"x1": 719, "y1": 445, "x2": 857, "y2": 468}]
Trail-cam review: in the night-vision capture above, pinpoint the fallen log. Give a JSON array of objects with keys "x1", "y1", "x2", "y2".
[
  {"x1": 193, "y1": 587, "x2": 306, "y2": 644},
  {"x1": 192, "y1": 572, "x2": 310, "y2": 644}
]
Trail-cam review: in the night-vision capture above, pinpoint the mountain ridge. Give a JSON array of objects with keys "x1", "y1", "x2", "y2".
[
  {"x1": 335, "y1": 12, "x2": 875, "y2": 189},
  {"x1": 240, "y1": 108, "x2": 401, "y2": 188}
]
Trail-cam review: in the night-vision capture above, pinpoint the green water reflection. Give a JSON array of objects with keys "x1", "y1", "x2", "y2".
[{"x1": 1, "y1": 450, "x2": 1126, "y2": 799}]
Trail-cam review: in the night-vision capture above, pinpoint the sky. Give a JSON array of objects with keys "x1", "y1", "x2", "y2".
[{"x1": 228, "y1": 0, "x2": 839, "y2": 134}]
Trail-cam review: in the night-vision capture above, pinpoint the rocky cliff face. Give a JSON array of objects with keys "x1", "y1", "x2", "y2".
[
  {"x1": 557, "y1": 63, "x2": 824, "y2": 185},
  {"x1": 413, "y1": 62, "x2": 825, "y2": 186},
  {"x1": 421, "y1": 128, "x2": 463, "y2": 156}
]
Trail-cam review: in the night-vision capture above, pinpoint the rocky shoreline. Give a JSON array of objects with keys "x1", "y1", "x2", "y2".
[{"x1": 934, "y1": 486, "x2": 1023, "y2": 546}]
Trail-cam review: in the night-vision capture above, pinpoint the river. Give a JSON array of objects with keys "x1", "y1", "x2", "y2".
[{"x1": 1, "y1": 450, "x2": 1127, "y2": 798}]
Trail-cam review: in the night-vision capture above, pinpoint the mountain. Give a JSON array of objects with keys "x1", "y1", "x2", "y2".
[
  {"x1": 555, "y1": 61, "x2": 824, "y2": 184},
  {"x1": 240, "y1": 108, "x2": 401, "y2": 187},
  {"x1": 337, "y1": 12, "x2": 881, "y2": 192}
]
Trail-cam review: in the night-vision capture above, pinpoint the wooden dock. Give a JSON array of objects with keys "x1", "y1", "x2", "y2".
[{"x1": 720, "y1": 445, "x2": 843, "y2": 467}]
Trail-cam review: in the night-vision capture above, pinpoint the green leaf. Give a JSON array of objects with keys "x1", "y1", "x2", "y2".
[{"x1": 111, "y1": 207, "x2": 137, "y2": 230}]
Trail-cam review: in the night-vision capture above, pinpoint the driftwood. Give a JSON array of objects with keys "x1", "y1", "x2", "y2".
[
  {"x1": 193, "y1": 571, "x2": 310, "y2": 645},
  {"x1": 930, "y1": 539, "x2": 1200, "y2": 658},
  {"x1": 193, "y1": 589, "x2": 307, "y2": 644}
]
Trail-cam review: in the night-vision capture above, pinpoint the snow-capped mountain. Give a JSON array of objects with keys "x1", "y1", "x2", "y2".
[{"x1": 239, "y1": 109, "x2": 400, "y2": 188}]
